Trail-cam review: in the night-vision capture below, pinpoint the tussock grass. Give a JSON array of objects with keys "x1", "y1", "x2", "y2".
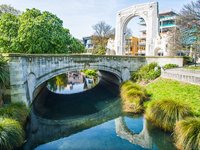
[
  {"x1": 145, "y1": 99, "x2": 192, "y2": 132},
  {"x1": 174, "y1": 118, "x2": 200, "y2": 150},
  {"x1": 120, "y1": 81, "x2": 147, "y2": 113},
  {"x1": 0, "y1": 102, "x2": 29, "y2": 125},
  {"x1": 0, "y1": 118, "x2": 24, "y2": 150}
]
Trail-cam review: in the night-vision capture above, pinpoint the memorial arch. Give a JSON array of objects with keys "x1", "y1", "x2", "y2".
[{"x1": 115, "y1": 2, "x2": 159, "y2": 56}]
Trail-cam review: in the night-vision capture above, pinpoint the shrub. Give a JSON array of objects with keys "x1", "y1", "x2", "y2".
[
  {"x1": 163, "y1": 64, "x2": 178, "y2": 70},
  {"x1": 145, "y1": 99, "x2": 192, "y2": 132},
  {"x1": 131, "y1": 62, "x2": 161, "y2": 82},
  {"x1": 0, "y1": 118, "x2": 24, "y2": 150},
  {"x1": 0, "y1": 102, "x2": 29, "y2": 125},
  {"x1": 82, "y1": 69, "x2": 97, "y2": 78},
  {"x1": 120, "y1": 81, "x2": 147, "y2": 113},
  {"x1": 174, "y1": 118, "x2": 200, "y2": 150}
]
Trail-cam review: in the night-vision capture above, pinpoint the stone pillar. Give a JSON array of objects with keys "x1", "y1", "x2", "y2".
[{"x1": 8, "y1": 56, "x2": 28, "y2": 105}]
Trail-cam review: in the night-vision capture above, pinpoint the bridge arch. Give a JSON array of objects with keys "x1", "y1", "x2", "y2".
[
  {"x1": 115, "y1": 2, "x2": 159, "y2": 56},
  {"x1": 32, "y1": 65, "x2": 124, "y2": 103}
]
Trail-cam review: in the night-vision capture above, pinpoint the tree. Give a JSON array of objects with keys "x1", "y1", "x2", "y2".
[
  {"x1": 16, "y1": 8, "x2": 71, "y2": 53},
  {"x1": 0, "y1": 4, "x2": 20, "y2": 16},
  {"x1": 0, "y1": 13, "x2": 19, "y2": 53},
  {"x1": 167, "y1": 28, "x2": 183, "y2": 56},
  {"x1": 68, "y1": 37, "x2": 85, "y2": 54},
  {"x1": 0, "y1": 8, "x2": 84, "y2": 54},
  {"x1": 178, "y1": 0, "x2": 200, "y2": 63},
  {"x1": 91, "y1": 21, "x2": 113, "y2": 54}
]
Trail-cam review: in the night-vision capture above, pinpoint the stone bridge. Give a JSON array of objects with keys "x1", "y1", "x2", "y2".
[{"x1": 3, "y1": 54, "x2": 183, "y2": 105}]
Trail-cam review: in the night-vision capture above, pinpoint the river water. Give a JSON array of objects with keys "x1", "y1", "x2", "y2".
[{"x1": 31, "y1": 72, "x2": 176, "y2": 150}]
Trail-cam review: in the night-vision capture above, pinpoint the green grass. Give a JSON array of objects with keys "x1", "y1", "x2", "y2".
[
  {"x1": 145, "y1": 99, "x2": 192, "y2": 131},
  {"x1": 145, "y1": 78, "x2": 200, "y2": 117},
  {"x1": 0, "y1": 118, "x2": 24, "y2": 150},
  {"x1": 120, "y1": 81, "x2": 147, "y2": 113},
  {"x1": 0, "y1": 102, "x2": 29, "y2": 126},
  {"x1": 174, "y1": 117, "x2": 200, "y2": 150},
  {"x1": 185, "y1": 66, "x2": 200, "y2": 70}
]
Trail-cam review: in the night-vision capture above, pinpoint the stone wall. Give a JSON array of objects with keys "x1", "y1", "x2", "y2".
[
  {"x1": 161, "y1": 68, "x2": 200, "y2": 85},
  {"x1": 3, "y1": 53, "x2": 183, "y2": 105}
]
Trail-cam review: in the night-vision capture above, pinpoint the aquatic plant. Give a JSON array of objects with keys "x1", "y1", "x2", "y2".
[
  {"x1": 120, "y1": 81, "x2": 147, "y2": 113},
  {"x1": 174, "y1": 117, "x2": 200, "y2": 150},
  {"x1": 0, "y1": 118, "x2": 24, "y2": 150},
  {"x1": 145, "y1": 99, "x2": 192, "y2": 132},
  {"x1": 0, "y1": 102, "x2": 29, "y2": 125}
]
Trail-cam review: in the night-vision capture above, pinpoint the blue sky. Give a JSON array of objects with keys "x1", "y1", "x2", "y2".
[{"x1": 0, "y1": 0, "x2": 192, "y2": 39}]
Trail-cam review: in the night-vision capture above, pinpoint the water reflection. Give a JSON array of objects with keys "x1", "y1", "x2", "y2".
[
  {"x1": 30, "y1": 73, "x2": 176, "y2": 150},
  {"x1": 47, "y1": 71, "x2": 99, "y2": 94}
]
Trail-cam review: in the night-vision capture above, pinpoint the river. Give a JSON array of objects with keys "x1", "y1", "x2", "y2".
[{"x1": 26, "y1": 71, "x2": 176, "y2": 150}]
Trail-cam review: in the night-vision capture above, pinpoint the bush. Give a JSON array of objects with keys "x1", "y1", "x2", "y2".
[
  {"x1": 145, "y1": 99, "x2": 192, "y2": 132},
  {"x1": 0, "y1": 118, "x2": 24, "y2": 150},
  {"x1": 82, "y1": 69, "x2": 97, "y2": 78},
  {"x1": 131, "y1": 62, "x2": 161, "y2": 82},
  {"x1": 0, "y1": 102, "x2": 29, "y2": 126},
  {"x1": 120, "y1": 81, "x2": 147, "y2": 113},
  {"x1": 174, "y1": 118, "x2": 200, "y2": 150},
  {"x1": 163, "y1": 64, "x2": 178, "y2": 70}
]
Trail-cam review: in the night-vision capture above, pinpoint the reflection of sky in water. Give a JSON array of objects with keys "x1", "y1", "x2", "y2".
[
  {"x1": 35, "y1": 117, "x2": 146, "y2": 150},
  {"x1": 48, "y1": 83, "x2": 86, "y2": 94}
]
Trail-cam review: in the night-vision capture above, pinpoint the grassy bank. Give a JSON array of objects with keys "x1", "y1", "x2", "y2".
[
  {"x1": 120, "y1": 81, "x2": 147, "y2": 113},
  {"x1": 0, "y1": 102, "x2": 29, "y2": 149},
  {"x1": 145, "y1": 78, "x2": 200, "y2": 117}
]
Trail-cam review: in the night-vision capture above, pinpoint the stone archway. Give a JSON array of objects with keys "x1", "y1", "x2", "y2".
[{"x1": 115, "y1": 2, "x2": 159, "y2": 56}]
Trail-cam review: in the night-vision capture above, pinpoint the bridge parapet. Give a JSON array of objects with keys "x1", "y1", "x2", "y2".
[{"x1": 2, "y1": 53, "x2": 183, "y2": 105}]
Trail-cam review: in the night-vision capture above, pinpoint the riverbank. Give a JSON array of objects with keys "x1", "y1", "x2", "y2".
[
  {"x1": 121, "y1": 77, "x2": 200, "y2": 149},
  {"x1": 145, "y1": 78, "x2": 200, "y2": 116}
]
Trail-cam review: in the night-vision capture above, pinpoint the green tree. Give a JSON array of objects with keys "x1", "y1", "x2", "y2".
[
  {"x1": 16, "y1": 8, "x2": 71, "y2": 53},
  {"x1": 69, "y1": 37, "x2": 85, "y2": 54},
  {"x1": 0, "y1": 13, "x2": 19, "y2": 52},
  {"x1": 0, "y1": 8, "x2": 84, "y2": 54}
]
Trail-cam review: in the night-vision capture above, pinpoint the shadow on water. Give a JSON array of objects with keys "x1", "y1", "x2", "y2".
[{"x1": 24, "y1": 74, "x2": 176, "y2": 150}]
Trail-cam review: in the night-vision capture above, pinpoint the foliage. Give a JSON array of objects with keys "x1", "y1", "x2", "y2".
[
  {"x1": 0, "y1": 56, "x2": 9, "y2": 87},
  {"x1": 131, "y1": 62, "x2": 161, "y2": 82},
  {"x1": 145, "y1": 99, "x2": 192, "y2": 132},
  {"x1": 174, "y1": 117, "x2": 200, "y2": 150},
  {"x1": 0, "y1": 118, "x2": 24, "y2": 150},
  {"x1": 163, "y1": 64, "x2": 178, "y2": 70},
  {"x1": 183, "y1": 56, "x2": 193, "y2": 65},
  {"x1": 82, "y1": 69, "x2": 97, "y2": 78},
  {"x1": 0, "y1": 13, "x2": 19, "y2": 52},
  {"x1": 0, "y1": 4, "x2": 20, "y2": 16},
  {"x1": 0, "y1": 8, "x2": 85, "y2": 54},
  {"x1": 0, "y1": 102, "x2": 29, "y2": 126},
  {"x1": 145, "y1": 78, "x2": 200, "y2": 116},
  {"x1": 120, "y1": 81, "x2": 147, "y2": 113}
]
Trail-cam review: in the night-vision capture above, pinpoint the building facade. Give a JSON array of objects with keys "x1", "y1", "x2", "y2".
[{"x1": 138, "y1": 10, "x2": 178, "y2": 56}]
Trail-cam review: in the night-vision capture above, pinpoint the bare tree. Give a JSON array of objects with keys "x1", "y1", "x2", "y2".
[
  {"x1": 92, "y1": 21, "x2": 112, "y2": 37},
  {"x1": 178, "y1": 0, "x2": 200, "y2": 64},
  {"x1": 0, "y1": 4, "x2": 20, "y2": 16},
  {"x1": 92, "y1": 21, "x2": 113, "y2": 54}
]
